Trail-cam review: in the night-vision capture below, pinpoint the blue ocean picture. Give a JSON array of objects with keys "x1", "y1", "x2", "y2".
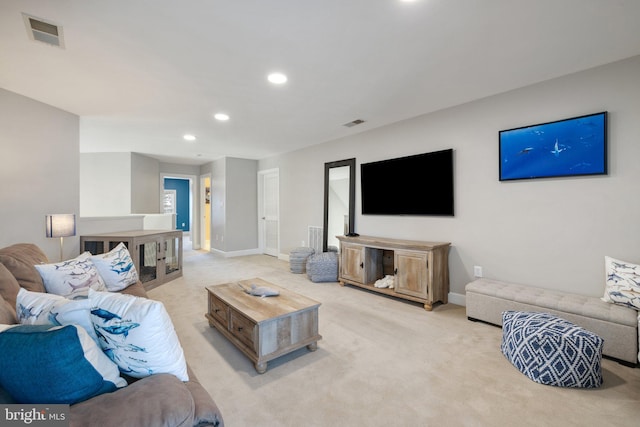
[{"x1": 499, "y1": 112, "x2": 607, "y2": 181}]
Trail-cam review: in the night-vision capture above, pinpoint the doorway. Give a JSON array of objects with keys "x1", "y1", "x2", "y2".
[
  {"x1": 200, "y1": 174, "x2": 211, "y2": 251},
  {"x1": 163, "y1": 178, "x2": 190, "y2": 232},
  {"x1": 161, "y1": 173, "x2": 197, "y2": 250},
  {"x1": 258, "y1": 168, "x2": 279, "y2": 257}
]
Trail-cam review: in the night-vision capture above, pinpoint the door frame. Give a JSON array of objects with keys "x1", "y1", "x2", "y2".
[
  {"x1": 160, "y1": 173, "x2": 198, "y2": 249},
  {"x1": 200, "y1": 173, "x2": 212, "y2": 251}
]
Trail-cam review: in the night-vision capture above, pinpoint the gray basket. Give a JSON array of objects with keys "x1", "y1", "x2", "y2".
[{"x1": 289, "y1": 247, "x2": 315, "y2": 273}]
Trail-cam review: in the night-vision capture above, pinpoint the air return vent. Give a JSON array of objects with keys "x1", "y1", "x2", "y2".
[
  {"x1": 22, "y1": 13, "x2": 65, "y2": 48},
  {"x1": 343, "y1": 119, "x2": 366, "y2": 128}
]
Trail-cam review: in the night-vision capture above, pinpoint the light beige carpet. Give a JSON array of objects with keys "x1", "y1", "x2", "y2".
[{"x1": 149, "y1": 249, "x2": 640, "y2": 427}]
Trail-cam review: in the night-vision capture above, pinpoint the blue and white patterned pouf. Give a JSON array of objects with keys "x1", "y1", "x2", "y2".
[{"x1": 501, "y1": 311, "x2": 604, "y2": 388}]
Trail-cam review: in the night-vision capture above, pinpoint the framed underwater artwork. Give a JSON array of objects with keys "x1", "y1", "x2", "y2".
[{"x1": 499, "y1": 111, "x2": 607, "y2": 181}]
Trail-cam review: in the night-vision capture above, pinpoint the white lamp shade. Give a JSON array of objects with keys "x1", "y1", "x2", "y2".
[{"x1": 45, "y1": 214, "x2": 76, "y2": 238}]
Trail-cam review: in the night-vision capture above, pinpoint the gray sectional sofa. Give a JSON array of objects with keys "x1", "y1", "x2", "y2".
[{"x1": 0, "y1": 243, "x2": 224, "y2": 427}]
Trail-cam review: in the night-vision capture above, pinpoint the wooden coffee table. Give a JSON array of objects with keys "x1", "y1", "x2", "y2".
[{"x1": 205, "y1": 278, "x2": 322, "y2": 373}]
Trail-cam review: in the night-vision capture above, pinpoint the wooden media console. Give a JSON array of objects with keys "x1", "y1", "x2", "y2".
[{"x1": 336, "y1": 235, "x2": 450, "y2": 311}]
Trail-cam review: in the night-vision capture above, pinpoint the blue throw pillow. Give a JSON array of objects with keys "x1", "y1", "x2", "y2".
[{"x1": 0, "y1": 324, "x2": 126, "y2": 404}]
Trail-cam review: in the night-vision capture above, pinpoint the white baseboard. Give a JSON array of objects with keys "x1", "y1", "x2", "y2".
[
  {"x1": 210, "y1": 247, "x2": 262, "y2": 258},
  {"x1": 448, "y1": 292, "x2": 466, "y2": 307}
]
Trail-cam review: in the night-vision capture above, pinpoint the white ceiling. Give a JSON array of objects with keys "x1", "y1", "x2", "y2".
[{"x1": 2, "y1": 1, "x2": 640, "y2": 166}]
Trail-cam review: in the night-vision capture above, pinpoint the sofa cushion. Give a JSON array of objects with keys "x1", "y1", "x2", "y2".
[
  {"x1": 70, "y1": 373, "x2": 196, "y2": 427},
  {"x1": 0, "y1": 263, "x2": 21, "y2": 310},
  {"x1": 88, "y1": 289, "x2": 188, "y2": 381},
  {"x1": 0, "y1": 324, "x2": 126, "y2": 404},
  {"x1": 16, "y1": 288, "x2": 100, "y2": 344},
  {"x1": 90, "y1": 242, "x2": 139, "y2": 291},
  {"x1": 0, "y1": 243, "x2": 48, "y2": 293},
  {"x1": 603, "y1": 256, "x2": 640, "y2": 310},
  {"x1": 0, "y1": 295, "x2": 17, "y2": 324},
  {"x1": 35, "y1": 252, "x2": 107, "y2": 299},
  {"x1": 119, "y1": 280, "x2": 148, "y2": 298},
  {"x1": 184, "y1": 366, "x2": 225, "y2": 427}
]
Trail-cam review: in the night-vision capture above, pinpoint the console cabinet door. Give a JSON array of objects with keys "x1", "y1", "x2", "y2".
[
  {"x1": 341, "y1": 243, "x2": 365, "y2": 283},
  {"x1": 394, "y1": 250, "x2": 428, "y2": 298},
  {"x1": 161, "y1": 231, "x2": 183, "y2": 282}
]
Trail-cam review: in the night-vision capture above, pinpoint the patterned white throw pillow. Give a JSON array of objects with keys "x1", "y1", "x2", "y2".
[
  {"x1": 88, "y1": 289, "x2": 188, "y2": 381},
  {"x1": 35, "y1": 252, "x2": 107, "y2": 299},
  {"x1": 15, "y1": 288, "x2": 100, "y2": 345},
  {"x1": 602, "y1": 256, "x2": 640, "y2": 310},
  {"x1": 90, "y1": 242, "x2": 139, "y2": 291}
]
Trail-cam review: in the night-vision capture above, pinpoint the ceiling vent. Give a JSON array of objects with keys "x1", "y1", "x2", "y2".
[
  {"x1": 22, "y1": 13, "x2": 65, "y2": 48},
  {"x1": 343, "y1": 119, "x2": 366, "y2": 128}
]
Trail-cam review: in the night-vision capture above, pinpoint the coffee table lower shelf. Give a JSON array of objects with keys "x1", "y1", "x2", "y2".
[{"x1": 205, "y1": 279, "x2": 322, "y2": 374}]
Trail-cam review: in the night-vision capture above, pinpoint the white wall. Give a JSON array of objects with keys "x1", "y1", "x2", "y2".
[
  {"x1": 80, "y1": 152, "x2": 131, "y2": 216},
  {"x1": 81, "y1": 153, "x2": 186, "y2": 217},
  {"x1": 81, "y1": 156, "x2": 201, "y2": 243},
  {"x1": 260, "y1": 147, "x2": 328, "y2": 255},
  {"x1": 78, "y1": 216, "x2": 146, "y2": 236},
  {"x1": 198, "y1": 157, "x2": 258, "y2": 254},
  {"x1": 143, "y1": 213, "x2": 175, "y2": 230},
  {"x1": 131, "y1": 153, "x2": 160, "y2": 213},
  {"x1": 260, "y1": 55, "x2": 640, "y2": 299},
  {"x1": 0, "y1": 89, "x2": 80, "y2": 261},
  {"x1": 225, "y1": 158, "x2": 258, "y2": 252}
]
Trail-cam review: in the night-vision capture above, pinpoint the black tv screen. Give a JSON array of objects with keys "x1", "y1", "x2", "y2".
[{"x1": 361, "y1": 149, "x2": 454, "y2": 216}]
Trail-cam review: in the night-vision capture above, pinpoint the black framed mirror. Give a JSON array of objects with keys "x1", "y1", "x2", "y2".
[{"x1": 323, "y1": 158, "x2": 356, "y2": 252}]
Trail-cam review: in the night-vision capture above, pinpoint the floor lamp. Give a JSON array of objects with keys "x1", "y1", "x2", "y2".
[{"x1": 45, "y1": 214, "x2": 76, "y2": 261}]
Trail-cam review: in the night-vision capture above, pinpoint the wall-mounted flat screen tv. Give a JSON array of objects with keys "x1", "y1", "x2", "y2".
[
  {"x1": 361, "y1": 148, "x2": 454, "y2": 216},
  {"x1": 499, "y1": 111, "x2": 607, "y2": 181}
]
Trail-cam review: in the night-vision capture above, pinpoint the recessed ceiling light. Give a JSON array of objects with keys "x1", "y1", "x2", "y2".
[
  {"x1": 214, "y1": 113, "x2": 229, "y2": 121},
  {"x1": 183, "y1": 134, "x2": 196, "y2": 141},
  {"x1": 267, "y1": 72, "x2": 287, "y2": 84}
]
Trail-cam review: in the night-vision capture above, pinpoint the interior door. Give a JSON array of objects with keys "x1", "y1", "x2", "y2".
[{"x1": 258, "y1": 169, "x2": 279, "y2": 257}]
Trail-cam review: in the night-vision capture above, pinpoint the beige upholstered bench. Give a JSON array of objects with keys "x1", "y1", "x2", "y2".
[{"x1": 465, "y1": 278, "x2": 639, "y2": 366}]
